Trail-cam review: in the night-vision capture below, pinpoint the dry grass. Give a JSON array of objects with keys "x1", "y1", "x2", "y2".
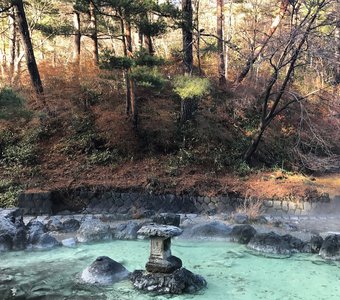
[{"x1": 235, "y1": 191, "x2": 265, "y2": 220}]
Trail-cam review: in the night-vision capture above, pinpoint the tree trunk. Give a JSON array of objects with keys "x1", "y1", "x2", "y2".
[
  {"x1": 1, "y1": 30, "x2": 7, "y2": 76},
  {"x1": 0, "y1": 49, "x2": 6, "y2": 81},
  {"x1": 243, "y1": 124, "x2": 266, "y2": 163},
  {"x1": 14, "y1": 0, "x2": 44, "y2": 95},
  {"x1": 236, "y1": 0, "x2": 290, "y2": 84},
  {"x1": 73, "y1": 10, "x2": 81, "y2": 66},
  {"x1": 145, "y1": 34, "x2": 155, "y2": 56},
  {"x1": 194, "y1": 0, "x2": 201, "y2": 75},
  {"x1": 89, "y1": 0, "x2": 99, "y2": 65},
  {"x1": 121, "y1": 18, "x2": 137, "y2": 128},
  {"x1": 138, "y1": 31, "x2": 144, "y2": 51},
  {"x1": 125, "y1": 21, "x2": 137, "y2": 128},
  {"x1": 14, "y1": 33, "x2": 22, "y2": 79},
  {"x1": 8, "y1": 9, "x2": 16, "y2": 81},
  {"x1": 334, "y1": 0, "x2": 340, "y2": 84},
  {"x1": 225, "y1": 0, "x2": 233, "y2": 81},
  {"x1": 217, "y1": 0, "x2": 226, "y2": 86},
  {"x1": 120, "y1": 16, "x2": 131, "y2": 115},
  {"x1": 182, "y1": 0, "x2": 193, "y2": 74},
  {"x1": 181, "y1": 98, "x2": 197, "y2": 123}
]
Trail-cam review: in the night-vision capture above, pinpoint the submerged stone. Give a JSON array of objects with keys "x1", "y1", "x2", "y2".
[
  {"x1": 130, "y1": 268, "x2": 207, "y2": 294},
  {"x1": 81, "y1": 256, "x2": 129, "y2": 285},
  {"x1": 61, "y1": 238, "x2": 77, "y2": 247}
]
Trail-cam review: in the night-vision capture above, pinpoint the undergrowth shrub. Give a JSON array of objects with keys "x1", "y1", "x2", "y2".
[
  {"x1": 173, "y1": 75, "x2": 210, "y2": 100},
  {"x1": 173, "y1": 75, "x2": 211, "y2": 123},
  {"x1": 0, "y1": 88, "x2": 32, "y2": 120},
  {"x1": 58, "y1": 114, "x2": 121, "y2": 166},
  {"x1": 59, "y1": 114, "x2": 99, "y2": 155},
  {"x1": 88, "y1": 149, "x2": 121, "y2": 165},
  {"x1": 79, "y1": 85, "x2": 102, "y2": 107},
  {"x1": 100, "y1": 50, "x2": 133, "y2": 70},
  {"x1": 0, "y1": 129, "x2": 39, "y2": 167},
  {"x1": 0, "y1": 179, "x2": 22, "y2": 208},
  {"x1": 134, "y1": 50, "x2": 164, "y2": 67},
  {"x1": 131, "y1": 66, "x2": 166, "y2": 89}
]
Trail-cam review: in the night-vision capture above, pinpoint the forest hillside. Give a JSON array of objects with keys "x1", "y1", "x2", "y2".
[{"x1": 0, "y1": 0, "x2": 339, "y2": 207}]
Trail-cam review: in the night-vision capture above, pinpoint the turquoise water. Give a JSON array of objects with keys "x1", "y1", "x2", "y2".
[{"x1": 1, "y1": 240, "x2": 340, "y2": 300}]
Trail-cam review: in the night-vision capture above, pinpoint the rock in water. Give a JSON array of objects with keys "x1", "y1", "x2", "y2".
[
  {"x1": 81, "y1": 256, "x2": 129, "y2": 285},
  {"x1": 26, "y1": 220, "x2": 45, "y2": 244},
  {"x1": 247, "y1": 232, "x2": 305, "y2": 255},
  {"x1": 76, "y1": 218, "x2": 111, "y2": 243},
  {"x1": 0, "y1": 234, "x2": 13, "y2": 251},
  {"x1": 230, "y1": 225, "x2": 256, "y2": 244},
  {"x1": 113, "y1": 221, "x2": 141, "y2": 240},
  {"x1": 33, "y1": 233, "x2": 60, "y2": 249},
  {"x1": 310, "y1": 235, "x2": 324, "y2": 253},
  {"x1": 0, "y1": 216, "x2": 17, "y2": 237},
  {"x1": 183, "y1": 221, "x2": 232, "y2": 239},
  {"x1": 130, "y1": 268, "x2": 207, "y2": 294},
  {"x1": 319, "y1": 235, "x2": 340, "y2": 260},
  {"x1": 12, "y1": 227, "x2": 27, "y2": 250}
]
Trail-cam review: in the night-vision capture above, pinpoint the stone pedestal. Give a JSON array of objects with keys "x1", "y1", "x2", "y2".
[{"x1": 137, "y1": 224, "x2": 183, "y2": 273}]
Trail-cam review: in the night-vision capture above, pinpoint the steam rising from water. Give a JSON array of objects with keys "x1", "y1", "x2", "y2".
[{"x1": 1, "y1": 240, "x2": 340, "y2": 299}]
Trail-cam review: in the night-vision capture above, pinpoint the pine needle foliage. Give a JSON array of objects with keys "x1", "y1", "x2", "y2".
[{"x1": 173, "y1": 76, "x2": 210, "y2": 100}]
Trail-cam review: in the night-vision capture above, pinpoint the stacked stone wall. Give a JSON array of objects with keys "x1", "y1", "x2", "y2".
[{"x1": 17, "y1": 187, "x2": 332, "y2": 216}]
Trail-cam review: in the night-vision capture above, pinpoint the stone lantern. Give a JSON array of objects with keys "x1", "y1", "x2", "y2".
[
  {"x1": 131, "y1": 224, "x2": 207, "y2": 294},
  {"x1": 137, "y1": 224, "x2": 183, "y2": 273}
]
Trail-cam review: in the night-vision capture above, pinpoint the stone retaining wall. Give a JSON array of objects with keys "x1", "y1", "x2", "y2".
[
  {"x1": 17, "y1": 186, "x2": 333, "y2": 216},
  {"x1": 18, "y1": 187, "x2": 243, "y2": 216},
  {"x1": 263, "y1": 193, "x2": 336, "y2": 215}
]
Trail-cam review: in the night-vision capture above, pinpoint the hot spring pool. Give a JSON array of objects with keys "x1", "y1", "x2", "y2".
[{"x1": 1, "y1": 240, "x2": 340, "y2": 300}]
